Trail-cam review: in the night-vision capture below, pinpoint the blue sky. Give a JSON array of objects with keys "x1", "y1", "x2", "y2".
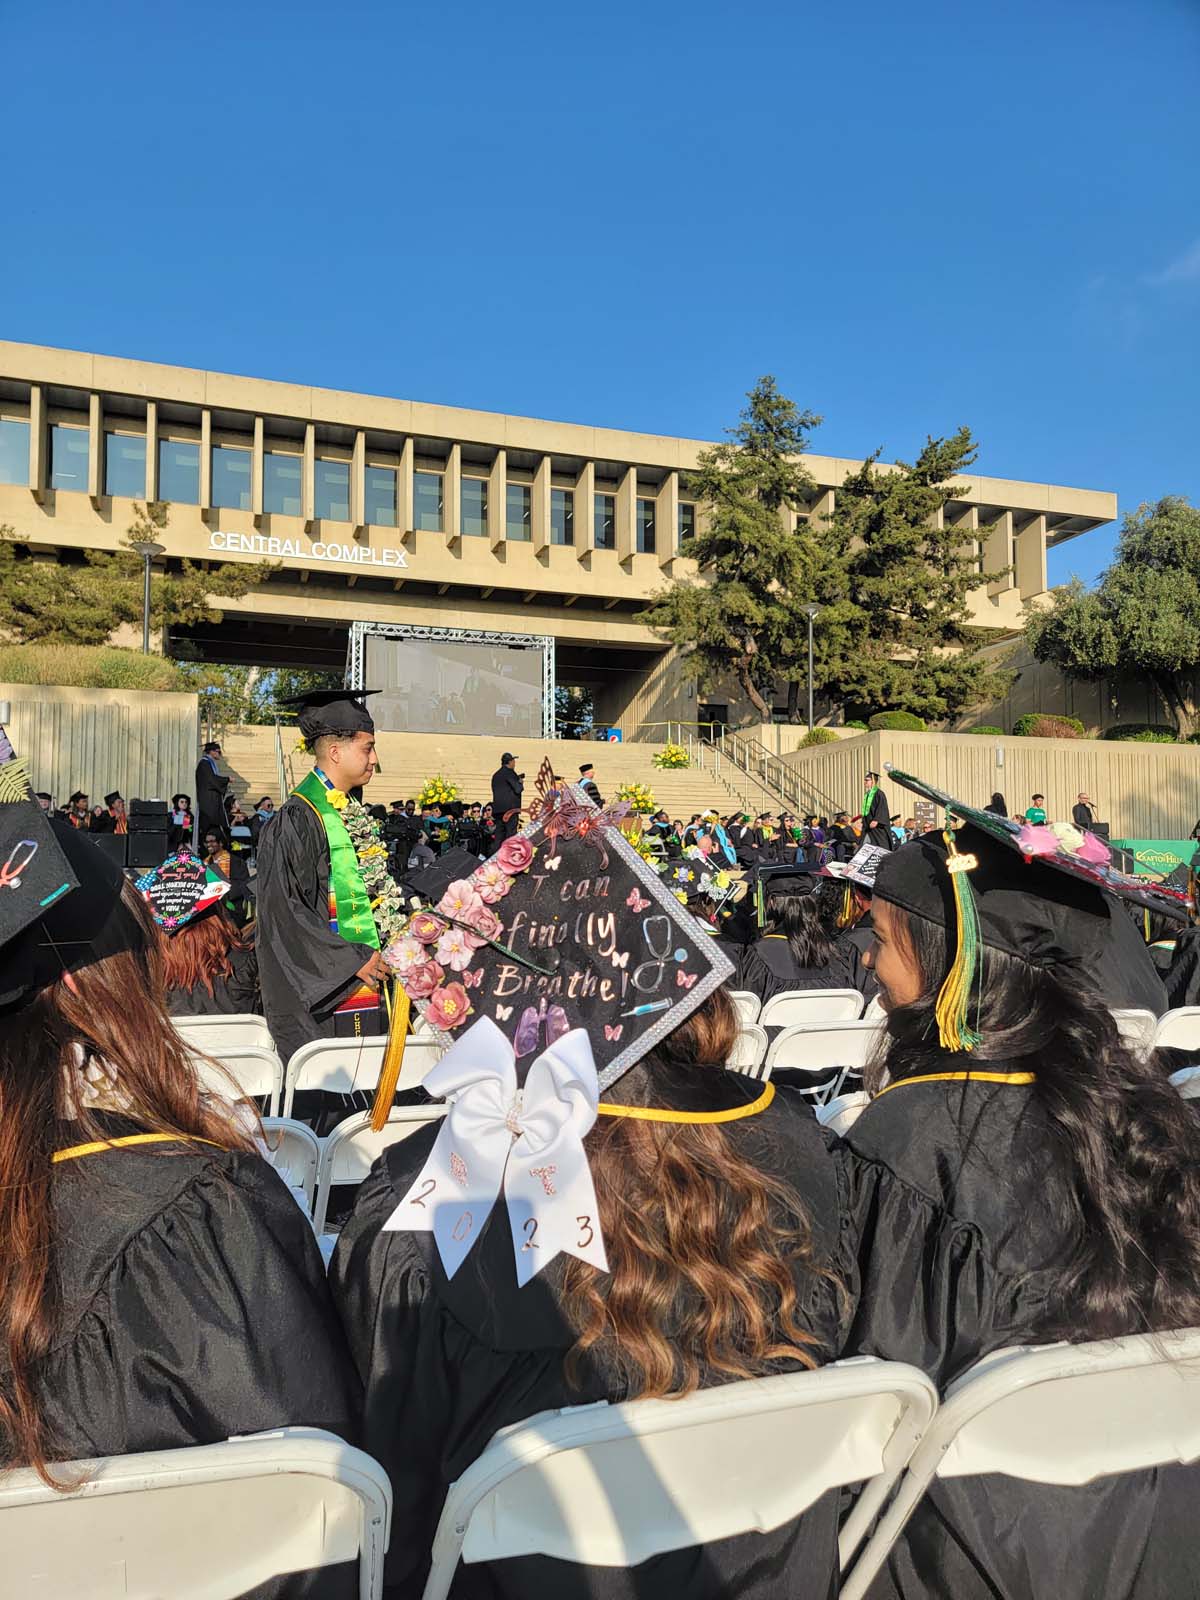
[{"x1": 2, "y1": 0, "x2": 1197, "y2": 585}]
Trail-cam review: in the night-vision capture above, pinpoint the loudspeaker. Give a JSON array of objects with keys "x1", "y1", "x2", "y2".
[
  {"x1": 130, "y1": 798, "x2": 168, "y2": 816},
  {"x1": 127, "y1": 831, "x2": 170, "y2": 868},
  {"x1": 91, "y1": 833, "x2": 127, "y2": 867},
  {"x1": 128, "y1": 812, "x2": 169, "y2": 834}
]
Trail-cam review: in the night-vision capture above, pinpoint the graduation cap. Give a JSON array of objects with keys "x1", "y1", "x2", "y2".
[
  {"x1": 68, "y1": 790, "x2": 88, "y2": 804},
  {"x1": 659, "y1": 852, "x2": 738, "y2": 910},
  {"x1": 281, "y1": 687, "x2": 379, "y2": 742},
  {"x1": 875, "y1": 764, "x2": 1191, "y2": 1054},
  {"x1": 104, "y1": 791, "x2": 123, "y2": 808},
  {"x1": 402, "y1": 846, "x2": 485, "y2": 907},
  {"x1": 821, "y1": 842, "x2": 889, "y2": 892},
  {"x1": 135, "y1": 852, "x2": 230, "y2": 931},
  {"x1": 751, "y1": 860, "x2": 821, "y2": 926}
]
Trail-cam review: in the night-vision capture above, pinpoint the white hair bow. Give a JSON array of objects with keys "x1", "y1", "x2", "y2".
[{"x1": 382, "y1": 1016, "x2": 609, "y2": 1285}]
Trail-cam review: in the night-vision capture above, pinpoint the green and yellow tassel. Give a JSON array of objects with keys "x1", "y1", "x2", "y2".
[
  {"x1": 837, "y1": 882, "x2": 854, "y2": 930},
  {"x1": 934, "y1": 829, "x2": 983, "y2": 1054},
  {"x1": 370, "y1": 980, "x2": 410, "y2": 1131}
]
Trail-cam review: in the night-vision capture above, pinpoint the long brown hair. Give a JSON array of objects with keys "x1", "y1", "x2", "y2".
[
  {"x1": 561, "y1": 988, "x2": 841, "y2": 1398},
  {"x1": 0, "y1": 881, "x2": 255, "y2": 1483},
  {"x1": 157, "y1": 907, "x2": 248, "y2": 996}
]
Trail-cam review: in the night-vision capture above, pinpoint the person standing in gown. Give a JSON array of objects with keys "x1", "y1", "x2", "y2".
[
  {"x1": 856, "y1": 770, "x2": 893, "y2": 850},
  {"x1": 490, "y1": 752, "x2": 524, "y2": 841},
  {"x1": 835, "y1": 805, "x2": 1200, "y2": 1600},
  {"x1": 195, "y1": 740, "x2": 230, "y2": 840},
  {"x1": 255, "y1": 690, "x2": 390, "y2": 1066},
  {"x1": 578, "y1": 762, "x2": 602, "y2": 805},
  {"x1": 0, "y1": 802, "x2": 359, "y2": 1597}
]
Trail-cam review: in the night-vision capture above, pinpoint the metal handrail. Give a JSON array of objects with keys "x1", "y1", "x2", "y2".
[{"x1": 711, "y1": 729, "x2": 843, "y2": 820}]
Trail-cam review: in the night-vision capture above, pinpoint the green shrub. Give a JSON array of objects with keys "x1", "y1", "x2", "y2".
[
  {"x1": 1012, "y1": 712, "x2": 1085, "y2": 739},
  {"x1": 1102, "y1": 722, "x2": 1178, "y2": 743},
  {"x1": 799, "y1": 727, "x2": 837, "y2": 747},
  {"x1": 868, "y1": 711, "x2": 927, "y2": 731},
  {"x1": 844, "y1": 719, "x2": 869, "y2": 731},
  {"x1": 0, "y1": 644, "x2": 185, "y2": 691},
  {"x1": 968, "y1": 725, "x2": 1004, "y2": 736}
]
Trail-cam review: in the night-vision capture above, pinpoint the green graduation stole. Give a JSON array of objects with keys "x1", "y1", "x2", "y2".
[
  {"x1": 862, "y1": 785, "x2": 880, "y2": 818},
  {"x1": 293, "y1": 769, "x2": 380, "y2": 951}
]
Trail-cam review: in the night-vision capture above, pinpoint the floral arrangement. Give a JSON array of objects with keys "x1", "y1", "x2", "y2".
[
  {"x1": 615, "y1": 780, "x2": 657, "y2": 815},
  {"x1": 383, "y1": 833, "x2": 535, "y2": 1032},
  {"x1": 293, "y1": 737, "x2": 309, "y2": 754},
  {"x1": 652, "y1": 742, "x2": 690, "y2": 770},
  {"x1": 417, "y1": 775, "x2": 461, "y2": 810},
  {"x1": 338, "y1": 793, "x2": 410, "y2": 947},
  {"x1": 620, "y1": 819, "x2": 664, "y2": 865}
]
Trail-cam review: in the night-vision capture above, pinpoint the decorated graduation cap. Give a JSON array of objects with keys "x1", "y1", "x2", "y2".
[
  {"x1": 659, "y1": 851, "x2": 738, "y2": 910},
  {"x1": 875, "y1": 765, "x2": 1191, "y2": 1054},
  {"x1": 135, "y1": 852, "x2": 230, "y2": 932},
  {"x1": 282, "y1": 687, "x2": 379, "y2": 743},
  {"x1": 377, "y1": 761, "x2": 734, "y2": 1288}
]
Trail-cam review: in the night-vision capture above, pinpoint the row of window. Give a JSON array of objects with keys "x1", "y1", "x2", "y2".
[{"x1": 0, "y1": 417, "x2": 697, "y2": 548}]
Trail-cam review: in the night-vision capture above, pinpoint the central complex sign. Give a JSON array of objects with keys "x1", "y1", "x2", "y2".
[{"x1": 209, "y1": 530, "x2": 409, "y2": 569}]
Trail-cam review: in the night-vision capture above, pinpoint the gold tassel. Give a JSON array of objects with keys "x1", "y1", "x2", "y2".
[
  {"x1": 837, "y1": 883, "x2": 854, "y2": 929},
  {"x1": 370, "y1": 979, "x2": 410, "y2": 1131},
  {"x1": 934, "y1": 830, "x2": 982, "y2": 1054}
]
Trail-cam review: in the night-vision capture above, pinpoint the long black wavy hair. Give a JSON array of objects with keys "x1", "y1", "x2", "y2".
[
  {"x1": 869, "y1": 903, "x2": 1200, "y2": 1341},
  {"x1": 766, "y1": 893, "x2": 835, "y2": 972}
]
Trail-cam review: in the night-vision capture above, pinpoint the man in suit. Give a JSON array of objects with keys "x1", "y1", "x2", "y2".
[
  {"x1": 195, "y1": 741, "x2": 230, "y2": 840},
  {"x1": 1072, "y1": 792, "x2": 1095, "y2": 829},
  {"x1": 491, "y1": 752, "x2": 524, "y2": 841}
]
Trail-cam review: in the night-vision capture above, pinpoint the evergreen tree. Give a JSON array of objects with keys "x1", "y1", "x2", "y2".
[
  {"x1": 0, "y1": 503, "x2": 274, "y2": 646},
  {"x1": 639, "y1": 377, "x2": 823, "y2": 720},
  {"x1": 810, "y1": 428, "x2": 1012, "y2": 720},
  {"x1": 1025, "y1": 495, "x2": 1200, "y2": 738}
]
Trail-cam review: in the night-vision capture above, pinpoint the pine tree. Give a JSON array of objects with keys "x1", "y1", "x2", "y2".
[{"x1": 639, "y1": 377, "x2": 823, "y2": 720}]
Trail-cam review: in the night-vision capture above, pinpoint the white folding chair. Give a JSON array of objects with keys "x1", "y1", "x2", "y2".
[
  {"x1": 841, "y1": 1329, "x2": 1200, "y2": 1600},
  {"x1": 815, "y1": 1091, "x2": 871, "y2": 1136},
  {"x1": 172, "y1": 1013, "x2": 276, "y2": 1054},
  {"x1": 766, "y1": 1020, "x2": 883, "y2": 1101},
  {"x1": 863, "y1": 993, "x2": 886, "y2": 1021},
  {"x1": 728, "y1": 989, "x2": 762, "y2": 1026},
  {"x1": 421, "y1": 1359, "x2": 937, "y2": 1600},
  {"x1": 1154, "y1": 1008, "x2": 1200, "y2": 1055},
  {"x1": 1110, "y1": 1008, "x2": 1158, "y2": 1055},
  {"x1": 0, "y1": 1426, "x2": 392, "y2": 1600},
  {"x1": 759, "y1": 988, "x2": 865, "y2": 1029},
  {"x1": 193, "y1": 1046, "x2": 284, "y2": 1118},
  {"x1": 1170, "y1": 1067, "x2": 1200, "y2": 1100},
  {"x1": 284, "y1": 1034, "x2": 443, "y2": 1118},
  {"x1": 727, "y1": 1022, "x2": 770, "y2": 1080},
  {"x1": 313, "y1": 1105, "x2": 447, "y2": 1238},
  {"x1": 260, "y1": 1116, "x2": 322, "y2": 1212}
]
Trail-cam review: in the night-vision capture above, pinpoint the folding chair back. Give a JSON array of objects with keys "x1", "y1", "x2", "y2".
[
  {"x1": 261, "y1": 1117, "x2": 322, "y2": 1210},
  {"x1": 193, "y1": 1046, "x2": 284, "y2": 1117},
  {"x1": 863, "y1": 993, "x2": 886, "y2": 1021},
  {"x1": 173, "y1": 1013, "x2": 275, "y2": 1054},
  {"x1": 314, "y1": 1106, "x2": 447, "y2": 1235},
  {"x1": 1154, "y1": 1008, "x2": 1200, "y2": 1055},
  {"x1": 727, "y1": 1023, "x2": 770, "y2": 1079},
  {"x1": 767, "y1": 1020, "x2": 882, "y2": 1079},
  {"x1": 816, "y1": 1091, "x2": 871, "y2": 1136},
  {"x1": 760, "y1": 988, "x2": 865, "y2": 1028},
  {"x1": 728, "y1": 990, "x2": 762, "y2": 1025},
  {"x1": 285, "y1": 1035, "x2": 443, "y2": 1117},
  {"x1": 0, "y1": 1427, "x2": 392, "y2": 1600},
  {"x1": 422, "y1": 1360, "x2": 937, "y2": 1600},
  {"x1": 1110, "y1": 1008, "x2": 1157, "y2": 1055},
  {"x1": 841, "y1": 1329, "x2": 1200, "y2": 1600},
  {"x1": 1170, "y1": 1066, "x2": 1200, "y2": 1100}
]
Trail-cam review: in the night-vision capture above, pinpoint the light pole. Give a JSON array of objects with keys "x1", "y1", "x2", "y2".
[
  {"x1": 802, "y1": 603, "x2": 820, "y2": 732},
  {"x1": 131, "y1": 540, "x2": 165, "y2": 653}
]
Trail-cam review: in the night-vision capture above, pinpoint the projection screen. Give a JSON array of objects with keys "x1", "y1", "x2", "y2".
[{"x1": 351, "y1": 624, "x2": 555, "y2": 738}]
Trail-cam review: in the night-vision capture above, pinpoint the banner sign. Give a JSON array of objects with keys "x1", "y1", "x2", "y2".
[{"x1": 1110, "y1": 840, "x2": 1200, "y2": 882}]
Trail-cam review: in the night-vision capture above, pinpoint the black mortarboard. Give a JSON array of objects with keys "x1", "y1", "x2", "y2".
[
  {"x1": 384, "y1": 786, "x2": 733, "y2": 1091},
  {"x1": 135, "y1": 852, "x2": 230, "y2": 931},
  {"x1": 751, "y1": 860, "x2": 820, "y2": 926},
  {"x1": 104, "y1": 791, "x2": 122, "y2": 808},
  {"x1": 69, "y1": 791, "x2": 87, "y2": 804},
  {"x1": 282, "y1": 688, "x2": 378, "y2": 742},
  {"x1": 403, "y1": 846, "x2": 484, "y2": 906}
]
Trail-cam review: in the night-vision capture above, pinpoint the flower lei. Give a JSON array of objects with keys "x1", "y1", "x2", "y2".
[{"x1": 340, "y1": 793, "x2": 410, "y2": 947}]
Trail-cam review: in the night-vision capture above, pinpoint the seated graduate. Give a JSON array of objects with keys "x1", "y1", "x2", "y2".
[
  {"x1": 834, "y1": 783, "x2": 1200, "y2": 1600},
  {"x1": 820, "y1": 843, "x2": 890, "y2": 1002},
  {"x1": 137, "y1": 852, "x2": 261, "y2": 1016},
  {"x1": 331, "y1": 797, "x2": 849, "y2": 1600},
  {"x1": 0, "y1": 797, "x2": 359, "y2": 1549},
  {"x1": 738, "y1": 865, "x2": 853, "y2": 1003},
  {"x1": 659, "y1": 853, "x2": 742, "y2": 966}
]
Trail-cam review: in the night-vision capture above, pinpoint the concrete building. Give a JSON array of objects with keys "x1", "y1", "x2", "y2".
[{"x1": 0, "y1": 340, "x2": 1116, "y2": 736}]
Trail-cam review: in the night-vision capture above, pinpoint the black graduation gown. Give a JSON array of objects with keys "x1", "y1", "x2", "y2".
[
  {"x1": 836, "y1": 916, "x2": 879, "y2": 1002},
  {"x1": 21, "y1": 1115, "x2": 362, "y2": 1599},
  {"x1": 330, "y1": 1066, "x2": 849, "y2": 1600},
  {"x1": 862, "y1": 790, "x2": 893, "y2": 851},
  {"x1": 196, "y1": 757, "x2": 231, "y2": 836},
  {"x1": 835, "y1": 1074, "x2": 1200, "y2": 1600},
  {"x1": 737, "y1": 935, "x2": 854, "y2": 1006},
  {"x1": 167, "y1": 943, "x2": 262, "y2": 1016},
  {"x1": 1084, "y1": 892, "x2": 1168, "y2": 1014},
  {"x1": 255, "y1": 797, "x2": 378, "y2": 1066},
  {"x1": 1165, "y1": 926, "x2": 1200, "y2": 1010}
]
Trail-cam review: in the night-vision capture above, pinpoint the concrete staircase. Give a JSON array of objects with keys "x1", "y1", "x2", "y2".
[{"x1": 216, "y1": 727, "x2": 777, "y2": 821}]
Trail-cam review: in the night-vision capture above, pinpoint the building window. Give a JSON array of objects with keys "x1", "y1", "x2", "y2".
[
  {"x1": 212, "y1": 445, "x2": 252, "y2": 511},
  {"x1": 0, "y1": 419, "x2": 30, "y2": 485},
  {"x1": 636, "y1": 497, "x2": 656, "y2": 554},
  {"x1": 594, "y1": 492, "x2": 615, "y2": 550},
  {"x1": 315, "y1": 458, "x2": 351, "y2": 521},
  {"x1": 506, "y1": 483, "x2": 531, "y2": 541},
  {"x1": 49, "y1": 424, "x2": 89, "y2": 492},
  {"x1": 104, "y1": 433, "x2": 146, "y2": 498},
  {"x1": 264, "y1": 451, "x2": 302, "y2": 516},
  {"x1": 364, "y1": 465, "x2": 397, "y2": 527},
  {"x1": 158, "y1": 438, "x2": 200, "y2": 503},
  {"x1": 677, "y1": 500, "x2": 696, "y2": 550},
  {"x1": 461, "y1": 476, "x2": 488, "y2": 537},
  {"x1": 413, "y1": 471, "x2": 444, "y2": 531},
  {"x1": 551, "y1": 487, "x2": 574, "y2": 546}
]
